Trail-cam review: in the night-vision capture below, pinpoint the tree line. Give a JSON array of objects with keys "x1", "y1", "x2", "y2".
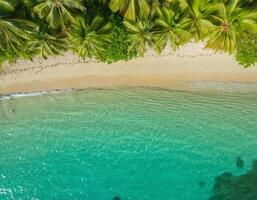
[{"x1": 0, "y1": 0, "x2": 257, "y2": 67}]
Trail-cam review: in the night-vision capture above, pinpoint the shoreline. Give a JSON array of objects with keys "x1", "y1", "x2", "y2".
[
  {"x1": 1, "y1": 82, "x2": 257, "y2": 101},
  {"x1": 1, "y1": 43, "x2": 257, "y2": 95}
]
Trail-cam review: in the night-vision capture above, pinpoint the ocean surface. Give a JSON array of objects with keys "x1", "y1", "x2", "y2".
[{"x1": 0, "y1": 88, "x2": 257, "y2": 200}]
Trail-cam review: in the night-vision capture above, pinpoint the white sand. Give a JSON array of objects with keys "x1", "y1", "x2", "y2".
[{"x1": 1, "y1": 42, "x2": 257, "y2": 94}]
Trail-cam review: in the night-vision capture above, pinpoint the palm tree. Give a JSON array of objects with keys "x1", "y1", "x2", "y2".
[
  {"x1": 109, "y1": 0, "x2": 176, "y2": 21},
  {"x1": 33, "y1": 0, "x2": 85, "y2": 31},
  {"x1": 0, "y1": 0, "x2": 15, "y2": 13},
  {"x1": 178, "y1": 0, "x2": 218, "y2": 41},
  {"x1": 109, "y1": 0, "x2": 151, "y2": 21},
  {"x1": 154, "y1": 6, "x2": 191, "y2": 52},
  {"x1": 124, "y1": 18, "x2": 158, "y2": 56},
  {"x1": 18, "y1": 0, "x2": 39, "y2": 15},
  {"x1": 0, "y1": 1, "x2": 29, "y2": 54},
  {"x1": 68, "y1": 15, "x2": 112, "y2": 59},
  {"x1": 206, "y1": 0, "x2": 257, "y2": 53},
  {"x1": 26, "y1": 27, "x2": 68, "y2": 59},
  {"x1": 211, "y1": 0, "x2": 257, "y2": 8},
  {"x1": 239, "y1": 0, "x2": 257, "y2": 8}
]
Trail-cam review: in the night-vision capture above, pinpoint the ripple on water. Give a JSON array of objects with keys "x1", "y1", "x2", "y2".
[{"x1": 0, "y1": 88, "x2": 257, "y2": 200}]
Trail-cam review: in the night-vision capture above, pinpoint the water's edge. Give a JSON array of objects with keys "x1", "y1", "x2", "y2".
[{"x1": 1, "y1": 81, "x2": 257, "y2": 101}]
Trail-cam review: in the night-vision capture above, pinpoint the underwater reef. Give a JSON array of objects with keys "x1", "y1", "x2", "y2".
[{"x1": 209, "y1": 160, "x2": 257, "y2": 200}]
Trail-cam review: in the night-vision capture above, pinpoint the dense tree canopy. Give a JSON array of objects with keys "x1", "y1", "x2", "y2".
[
  {"x1": 236, "y1": 34, "x2": 257, "y2": 67},
  {"x1": 0, "y1": 0, "x2": 257, "y2": 67}
]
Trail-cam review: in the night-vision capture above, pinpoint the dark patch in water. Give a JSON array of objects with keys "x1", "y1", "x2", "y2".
[
  {"x1": 209, "y1": 160, "x2": 257, "y2": 200},
  {"x1": 199, "y1": 180, "x2": 206, "y2": 188},
  {"x1": 236, "y1": 157, "x2": 244, "y2": 169},
  {"x1": 112, "y1": 196, "x2": 121, "y2": 200}
]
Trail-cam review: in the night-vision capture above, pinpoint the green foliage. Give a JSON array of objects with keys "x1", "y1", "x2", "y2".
[
  {"x1": 0, "y1": 47, "x2": 17, "y2": 70},
  {"x1": 0, "y1": 0, "x2": 15, "y2": 15},
  {"x1": 100, "y1": 20, "x2": 137, "y2": 63},
  {"x1": 0, "y1": 0, "x2": 257, "y2": 68},
  {"x1": 236, "y1": 34, "x2": 257, "y2": 68},
  {"x1": 124, "y1": 18, "x2": 158, "y2": 56},
  {"x1": 68, "y1": 15, "x2": 112, "y2": 59},
  {"x1": 154, "y1": 5, "x2": 191, "y2": 51},
  {"x1": 109, "y1": 0, "x2": 150, "y2": 21},
  {"x1": 33, "y1": 0, "x2": 85, "y2": 30},
  {"x1": 178, "y1": 0, "x2": 218, "y2": 41},
  {"x1": 26, "y1": 30, "x2": 68, "y2": 59},
  {"x1": 206, "y1": 0, "x2": 257, "y2": 54},
  {"x1": 0, "y1": 18, "x2": 31, "y2": 68}
]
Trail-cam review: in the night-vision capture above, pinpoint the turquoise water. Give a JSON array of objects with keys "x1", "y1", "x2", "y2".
[{"x1": 0, "y1": 88, "x2": 257, "y2": 200}]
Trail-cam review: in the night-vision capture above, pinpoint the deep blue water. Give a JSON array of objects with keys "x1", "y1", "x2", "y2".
[{"x1": 0, "y1": 88, "x2": 257, "y2": 200}]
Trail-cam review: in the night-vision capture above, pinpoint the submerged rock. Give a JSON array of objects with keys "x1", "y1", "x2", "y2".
[
  {"x1": 236, "y1": 157, "x2": 244, "y2": 169},
  {"x1": 209, "y1": 160, "x2": 257, "y2": 200},
  {"x1": 112, "y1": 196, "x2": 121, "y2": 200},
  {"x1": 199, "y1": 180, "x2": 206, "y2": 188}
]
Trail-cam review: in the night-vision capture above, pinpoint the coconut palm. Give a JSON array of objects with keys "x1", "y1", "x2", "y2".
[
  {"x1": 178, "y1": 0, "x2": 218, "y2": 41},
  {"x1": 0, "y1": 19, "x2": 30, "y2": 54},
  {"x1": 109, "y1": 0, "x2": 151, "y2": 21},
  {"x1": 206, "y1": 0, "x2": 257, "y2": 53},
  {"x1": 0, "y1": 1, "x2": 30, "y2": 54},
  {"x1": 26, "y1": 27, "x2": 68, "y2": 59},
  {"x1": 240, "y1": 0, "x2": 257, "y2": 8},
  {"x1": 124, "y1": 18, "x2": 158, "y2": 56},
  {"x1": 21, "y1": 0, "x2": 38, "y2": 7},
  {"x1": 33, "y1": 0, "x2": 85, "y2": 31},
  {"x1": 0, "y1": 0, "x2": 15, "y2": 13},
  {"x1": 19, "y1": 0, "x2": 39, "y2": 14},
  {"x1": 154, "y1": 6, "x2": 191, "y2": 52},
  {"x1": 109, "y1": 0, "x2": 176, "y2": 21},
  {"x1": 211, "y1": 0, "x2": 257, "y2": 8},
  {"x1": 68, "y1": 15, "x2": 112, "y2": 59}
]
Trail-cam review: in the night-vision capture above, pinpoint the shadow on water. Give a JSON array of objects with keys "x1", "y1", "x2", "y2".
[
  {"x1": 236, "y1": 156, "x2": 244, "y2": 169},
  {"x1": 198, "y1": 180, "x2": 206, "y2": 189},
  {"x1": 113, "y1": 158, "x2": 255, "y2": 200},
  {"x1": 112, "y1": 196, "x2": 121, "y2": 200},
  {"x1": 209, "y1": 159, "x2": 257, "y2": 200}
]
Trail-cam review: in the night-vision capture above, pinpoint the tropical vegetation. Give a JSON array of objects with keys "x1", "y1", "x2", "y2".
[
  {"x1": 0, "y1": 0, "x2": 257, "y2": 69},
  {"x1": 236, "y1": 33, "x2": 257, "y2": 67}
]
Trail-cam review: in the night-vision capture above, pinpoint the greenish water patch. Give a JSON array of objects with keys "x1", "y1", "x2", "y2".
[
  {"x1": 0, "y1": 88, "x2": 257, "y2": 200},
  {"x1": 209, "y1": 160, "x2": 257, "y2": 200}
]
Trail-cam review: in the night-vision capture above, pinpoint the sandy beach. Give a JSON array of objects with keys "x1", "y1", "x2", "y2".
[{"x1": 1, "y1": 42, "x2": 257, "y2": 95}]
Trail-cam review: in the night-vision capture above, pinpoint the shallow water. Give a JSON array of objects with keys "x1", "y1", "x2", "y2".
[{"x1": 0, "y1": 88, "x2": 257, "y2": 200}]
